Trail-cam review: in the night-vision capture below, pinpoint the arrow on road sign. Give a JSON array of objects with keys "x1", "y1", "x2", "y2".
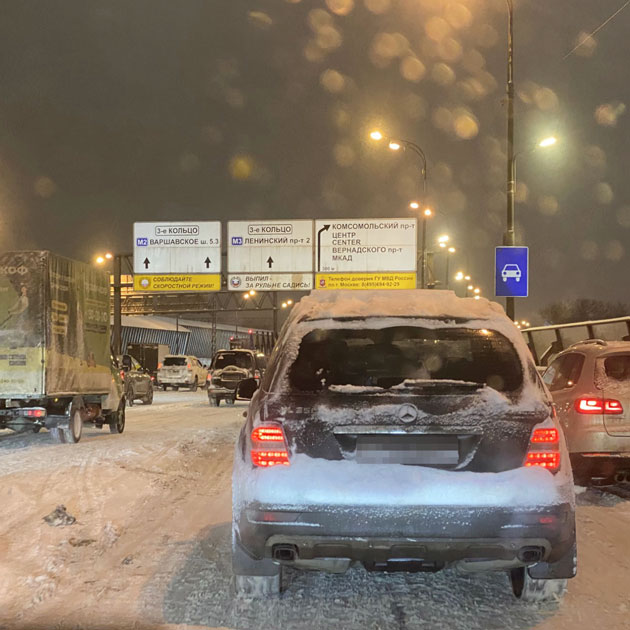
[
  {"x1": 204, "y1": 257, "x2": 211, "y2": 268},
  {"x1": 266, "y1": 256, "x2": 274, "y2": 269},
  {"x1": 317, "y1": 224, "x2": 330, "y2": 271},
  {"x1": 143, "y1": 258, "x2": 150, "y2": 269}
]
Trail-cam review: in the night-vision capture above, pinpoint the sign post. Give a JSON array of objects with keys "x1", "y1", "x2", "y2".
[
  {"x1": 315, "y1": 218, "x2": 417, "y2": 290},
  {"x1": 133, "y1": 221, "x2": 221, "y2": 292},
  {"x1": 495, "y1": 246, "x2": 529, "y2": 298},
  {"x1": 227, "y1": 220, "x2": 314, "y2": 291}
]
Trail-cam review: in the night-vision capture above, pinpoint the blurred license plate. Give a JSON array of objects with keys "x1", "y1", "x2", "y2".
[{"x1": 356, "y1": 435, "x2": 459, "y2": 465}]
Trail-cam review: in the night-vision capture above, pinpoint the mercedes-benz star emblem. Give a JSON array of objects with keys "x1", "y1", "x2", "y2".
[{"x1": 398, "y1": 404, "x2": 418, "y2": 423}]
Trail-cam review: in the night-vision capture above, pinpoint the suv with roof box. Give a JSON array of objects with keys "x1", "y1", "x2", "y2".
[
  {"x1": 543, "y1": 339, "x2": 630, "y2": 483},
  {"x1": 232, "y1": 290, "x2": 577, "y2": 601}
]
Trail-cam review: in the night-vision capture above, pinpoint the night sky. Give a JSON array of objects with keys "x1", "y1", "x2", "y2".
[{"x1": 1, "y1": 0, "x2": 629, "y2": 324}]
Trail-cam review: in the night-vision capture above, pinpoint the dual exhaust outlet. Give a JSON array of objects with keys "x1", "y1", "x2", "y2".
[
  {"x1": 614, "y1": 470, "x2": 630, "y2": 484},
  {"x1": 272, "y1": 544, "x2": 545, "y2": 566}
]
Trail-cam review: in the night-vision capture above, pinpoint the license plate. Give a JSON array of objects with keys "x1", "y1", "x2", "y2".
[{"x1": 356, "y1": 435, "x2": 459, "y2": 465}]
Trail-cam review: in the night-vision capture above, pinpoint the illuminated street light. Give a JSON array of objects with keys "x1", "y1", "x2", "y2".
[
  {"x1": 388, "y1": 141, "x2": 401, "y2": 151},
  {"x1": 409, "y1": 201, "x2": 420, "y2": 210},
  {"x1": 455, "y1": 271, "x2": 464, "y2": 281},
  {"x1": 538, "y1": 136, "x2": 557, "y2": 148},
  {"x1": 96, "y1": 256, "x2": 105, "y2": 265},
  {"x1": 243, "y1": 293, "x2": 250, "y2": 300},
  {"x1": 282, "y1": 302, "x2": 288, "y2": 308},
  {"x1": 465, "y1": 275, "x2": 471, "y2": 281},
  {"x1": 437, "y1": 235, "x2": 450, "y2": 244},
  {"x1": 105, "y1": 252, "x2": 113, "y2": 260},
  {"x1": 467, "y1": 284, "x2": 474, "y2": 291},
  {"x1": 423, "y1": 208, "x2": 433, "y2": 217},
  {"x1": 249, "y1": 289, "x2": 256, "y2": 296},
  {"x1": 287, "y1": 299, "x2": 293, "y2": 305},
  {"x1": 369, "y1": 130, "x2": 383, "y2": 141},
  {"x1": 448, "y1": 247, "x2": 455, "y2": 253},
  {"x1": 474, "y1": 287, "x2": 481, "y2": 294}
]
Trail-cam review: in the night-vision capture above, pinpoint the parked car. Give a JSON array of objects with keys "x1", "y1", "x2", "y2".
[
  {"x1": 542, "y1": 339, "x2": 630, "y2": 483},
  {"x1": 157, "y1": 355, "x2": 207, "y2": 391},
  {"x1": 232, "y1": 290, "x2": 576, "y2": 601},
  {"x1": 118, "y1": 354, "x2": 154, "y2": 406},
  {"x1": 207, "y1": 349, "x2": 266, "y2": 406}
]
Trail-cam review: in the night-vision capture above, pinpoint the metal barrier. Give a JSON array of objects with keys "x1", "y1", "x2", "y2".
[{"x1": 522, "y1": 316, "x2": 630, "y2": 366}]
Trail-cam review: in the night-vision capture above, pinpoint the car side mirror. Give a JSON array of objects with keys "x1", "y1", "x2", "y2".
[{"x1": 235, "y1": 377, "x2": 258, "y2": 401}]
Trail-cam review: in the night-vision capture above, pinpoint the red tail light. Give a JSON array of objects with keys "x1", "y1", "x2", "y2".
[
  {"x1": 120, "y1": 370, "x2": 125, "y2": 381},
  {"x1": 531, "y1": 428, "x2": 559, "y2": 443},
  {"x1": 251, "y1": 425, "x2": 290, "y2": 467},
  {"x1": 575, "y1": 397, "x2": 623, "y2": 415},
  {"x1": 525, "y1": 452, "x2": 560, "y2": 469},
  {"x1": 187, "y1": 363, "x2": 192, "y2": 370},
  {"x1": 23, "y1": 408, "x2": 46, "y2": 418},
  {"x1": 254, "y1": 370, "x2": 261, "y2": 381},
  {"x1": 524, "y1": 425, "x2": 560, "y2": 472},
  {"x1": 206, "y1": 372, "x2": 212, "y2": 382},
  {"x1": 157, "y1": 362, "x2": 162, "y2": 369}
]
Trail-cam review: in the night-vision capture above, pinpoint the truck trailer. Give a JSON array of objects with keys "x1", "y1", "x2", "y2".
[{"x1": 0, "y1": 251, "x2": 125, "y2": 443}]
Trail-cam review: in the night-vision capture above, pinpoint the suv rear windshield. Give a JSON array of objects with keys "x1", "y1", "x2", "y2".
[
  {"x1": 163, "y1": 357, "x2": 186, "y2": 366},
  {"x1": 212, "y1": 352, "x2": 254, "y2": 370},
  {"x1": 288, "y1": 326, "x2": 522, "y2": 393}
]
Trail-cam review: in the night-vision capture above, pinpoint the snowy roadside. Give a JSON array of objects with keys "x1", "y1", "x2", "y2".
[{"x1": 0, "y1": 392, "x2": 629, "y2": 630}]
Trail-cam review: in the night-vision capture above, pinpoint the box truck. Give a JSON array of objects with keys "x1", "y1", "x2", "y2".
[{"x1": 0, "y1": 251, "x2": 125, "y2": 443}]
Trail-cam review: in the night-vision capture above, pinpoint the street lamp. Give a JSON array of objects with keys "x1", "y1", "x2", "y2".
[{"x1": 370, "y1": 130, "x2": 431, "y2": 288}]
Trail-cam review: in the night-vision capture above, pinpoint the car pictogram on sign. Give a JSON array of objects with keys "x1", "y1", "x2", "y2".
[{"x1": 501, "y1": 264, "x2": 521, "y2": 282}]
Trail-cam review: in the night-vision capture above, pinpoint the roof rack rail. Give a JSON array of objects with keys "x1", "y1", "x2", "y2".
[{"x1": 569, "y1": 339, "x2": 608, "y2": 348}]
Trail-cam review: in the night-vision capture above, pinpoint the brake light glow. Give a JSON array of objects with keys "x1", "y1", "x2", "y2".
[
  {"x1": 187, "y1": 363, "x2": 192, "y2": 370},
  {"x1": 575, "y1": 397, "x2": 623, "y2": 415},
  {"x1": 157, "y1": 362, "x2": 162, "y2": 369},
  {"x1": 251, "y1": 425, "x2": 289, "y2": 467},
  {"x1": 525, "y1": 452, "x2": 560, "y2": 469},
  {"x1": 524, "y1": 424, "x2": 561, "y2": 473},
  {"x1": 254, "y1": 370, "x2": 261, "y2": 381},
  {"x1": 531, "y1": 428, "x2": 559, "y2": 443},
  {"x1": 120, "y1": 370, "x2": 125, "y2": 381},
  {"x1": 22, "y1": 408, "x2": 46, "y2": 418}
]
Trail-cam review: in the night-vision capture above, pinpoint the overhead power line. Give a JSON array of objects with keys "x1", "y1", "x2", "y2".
[{"x1": 563, "y1": 0, "x2": 630, "y2": 59}]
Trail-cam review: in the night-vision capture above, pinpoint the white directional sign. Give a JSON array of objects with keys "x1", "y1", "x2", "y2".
[
  {"x1": 228, "y1": 220, "x2": 313, "y2": 274},
  {"x1": 133, "y1": 221, "x2": 221, "y2": 274},
  {"x1": 315, "y1": 218, "x2": 417, "y2": 273}
]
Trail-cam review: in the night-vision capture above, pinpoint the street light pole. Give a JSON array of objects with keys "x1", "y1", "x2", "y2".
[
  {"x1": 505, "y1": 0, "x2": 516, "y2": 320},
  {"x1": 113, "y1": 253, "x2": 122, "y2": 357},
  {"x1": 396, "y1": 140, "x2": 429, "y2": 289}
]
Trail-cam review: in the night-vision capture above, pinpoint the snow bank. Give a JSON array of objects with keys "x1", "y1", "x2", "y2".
[{"x1": 238, "y1": 454, "x2": 572, "y2": 509}]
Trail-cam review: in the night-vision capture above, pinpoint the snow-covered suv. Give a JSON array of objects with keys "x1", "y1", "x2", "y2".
[
  {"x1": 157, "y1": 355, "x2": 207, "y2": 391},
  {"x1": 232, "y1": 290, "x2": 577, "y2": 601}
]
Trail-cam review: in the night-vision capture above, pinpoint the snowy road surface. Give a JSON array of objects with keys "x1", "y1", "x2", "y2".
[{"x1": 1, "y1": 391, "x2": 630, "y2": 630}]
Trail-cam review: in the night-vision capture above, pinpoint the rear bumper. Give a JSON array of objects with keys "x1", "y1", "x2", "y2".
[
  {"x1": 158, "y1": 377, "x2": 193, "y2": 385},
  {"x1": 208, "y1": 386, "x2": 236, "y2": 396},
  {"x1": 237, "y1": 502, "x2": 575, "y2": 572}
]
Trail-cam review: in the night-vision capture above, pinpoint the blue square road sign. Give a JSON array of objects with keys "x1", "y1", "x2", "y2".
[{"x1": 495, "y1": 246, "x2": 528, "y2": 298}]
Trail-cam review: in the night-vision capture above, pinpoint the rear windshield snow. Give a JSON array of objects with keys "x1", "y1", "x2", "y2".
[
  {"x1": 163, "y1": 357, "x2": 186, "y2": 366},
  {"x1": 288, "y1": 326, "x2": 522, "y2": 393},
  {"x1": 212, "y1": 352, "x2": 253, "y2": 370}
]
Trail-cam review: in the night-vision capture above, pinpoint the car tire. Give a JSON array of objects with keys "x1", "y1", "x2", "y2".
[
  {"x1": 109, "y1": 400, "x2": 126, "y2": 434},
  {"x1": 225, "y1": 397, "x2": 235, "y2": 406},
  {"x1": 142, "y1": 387, "x2": 154, "y2": 405},
  {"x1": 509, "y1": 567, "x2": 568, "y2": 602},
  {"x1": 232, "y1": 538, "x2": 281, "y2": 597},
  {"x1": 209, "y1": 395, "x2": 219, "y2": 407},
  {"x1": 61, "y1": 400, "x2": 84, "y2": 444},
  {"x1": 162, "y1": 384, "x2": 168, "y2": 391},
  {"x1": 190, "y1": 377, "x2": 198, "y2": 392}
]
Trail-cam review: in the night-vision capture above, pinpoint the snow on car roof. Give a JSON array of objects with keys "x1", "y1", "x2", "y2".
[{"x1": 293, "y1": 289, "x2": 507, "y2": 323}]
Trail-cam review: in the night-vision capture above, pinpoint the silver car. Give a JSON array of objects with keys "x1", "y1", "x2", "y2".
[{"x1": 543, "y1": 339, "x2": 630, "y2": 483}]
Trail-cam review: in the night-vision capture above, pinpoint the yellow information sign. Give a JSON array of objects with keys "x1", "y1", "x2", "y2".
[
  {"x1": 316, "y1": 273, "x2": 416, "y2": 290},
  {"x1": 134, "y1": 274, "x2": 221, "y2": 292}
]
